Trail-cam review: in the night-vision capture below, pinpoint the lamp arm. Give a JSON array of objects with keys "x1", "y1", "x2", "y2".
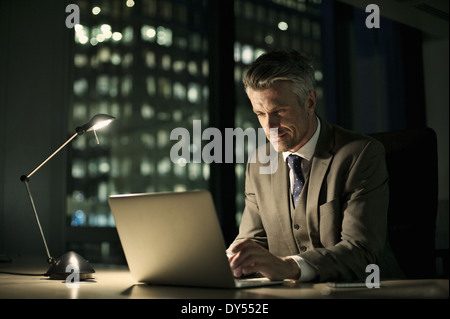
[
  {"x1": 23, "y1": 180, "x2": 54, "y2": 264},
  {"x1": 20, "y1": 132, "x2": 79, "y2": 181},
  {"x1": 19, "y1": 131, "x2": 79, "y2": 265}
]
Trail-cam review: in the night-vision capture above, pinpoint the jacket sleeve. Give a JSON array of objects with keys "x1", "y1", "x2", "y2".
[{"x1": 230, "y1": 156, "x2": 269, "y2": 250}]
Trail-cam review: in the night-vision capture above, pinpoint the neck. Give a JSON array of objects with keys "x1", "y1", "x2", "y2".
[{"x1": 289, "y1": 115, "x2": 318, "y2": 153}]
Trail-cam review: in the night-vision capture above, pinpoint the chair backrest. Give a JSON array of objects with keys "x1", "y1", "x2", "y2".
[{"x1": 370, "y1": 127, "x2": 438, "y2": 279}]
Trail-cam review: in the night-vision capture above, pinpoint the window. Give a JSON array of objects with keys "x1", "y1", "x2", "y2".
[
  {"x1": 68, "y1": 0, "x2": 325, "y2": 263},
  {"x1": 68, "y1": 0, "x2": 210, "y2": 263},
  {"x1": 234, "y1": 0, "x2": 325, "y2": 223}
]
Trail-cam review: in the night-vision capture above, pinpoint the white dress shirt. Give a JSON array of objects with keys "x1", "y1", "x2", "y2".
[{"x1": 282, "y1": 117, "x2": 321, "y2": 282}]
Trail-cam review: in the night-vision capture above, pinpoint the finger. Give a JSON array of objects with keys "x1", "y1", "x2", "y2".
[
  {"x1": 230, "y1": 251, "x2": 266, "y2": 277},
  {"x1": 228, "y1": 238, "x2": 253, "y2": 254},
  {"x1": 232, "y1": 260, "x2": 259, "y2": 278},
  {"x1": 231, "y1": 252, "x2": 284, "y2": 280},
  {"x1": 229, "y1": 244, "x2": 257, "y2": 269}
]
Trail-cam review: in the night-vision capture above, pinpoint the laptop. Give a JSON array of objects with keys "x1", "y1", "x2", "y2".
[{"x1": 108, "y1": 190, "x2": 285, "y2": 289}]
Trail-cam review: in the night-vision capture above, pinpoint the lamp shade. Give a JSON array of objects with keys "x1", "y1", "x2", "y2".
[{"x1": 76, "y1": 114, "x2": 115, "y2": 134}]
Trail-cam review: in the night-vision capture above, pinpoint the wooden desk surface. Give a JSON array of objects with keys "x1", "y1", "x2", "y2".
[
  {"x1": 0, "y1": 263, "x2": 448, "y2": 300},
  {"x1": 1, "y1": 262, "x2": 448, "y2": 317}
]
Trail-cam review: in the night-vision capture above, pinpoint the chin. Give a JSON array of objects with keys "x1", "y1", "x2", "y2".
[
  {"x1": 269, "y1": 141, "x2": 289, "y2": 153},
  {"x1": 267, "y1": 133, "x2": 294, "y2": 152}
]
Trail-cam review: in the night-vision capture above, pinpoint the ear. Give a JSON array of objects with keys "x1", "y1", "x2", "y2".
[{"x1": 305, "y1": 90, "x2": 317, "y2": 116}]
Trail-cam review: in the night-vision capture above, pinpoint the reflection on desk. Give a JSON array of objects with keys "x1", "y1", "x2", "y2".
[{"x1": 0, "y1": 264, "x2": 448, "y2": 299}]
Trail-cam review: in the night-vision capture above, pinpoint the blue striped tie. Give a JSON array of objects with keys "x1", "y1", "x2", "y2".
[{"x1": 287, "y1": 154, "x2": 304, "y2": 208}]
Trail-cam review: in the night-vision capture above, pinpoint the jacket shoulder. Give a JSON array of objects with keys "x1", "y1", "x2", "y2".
[{"x1": 331, "y1": 125, "x2": 385, "y2": 154}]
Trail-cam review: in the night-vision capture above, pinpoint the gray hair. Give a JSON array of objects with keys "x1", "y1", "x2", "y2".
[{"x1": 243, "y1": 50, "x2": 316, "y2": 104}]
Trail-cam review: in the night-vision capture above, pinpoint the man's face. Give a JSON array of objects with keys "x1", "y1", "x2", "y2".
[{"x1": 247, "y1": 80, "x2": 317, "y2": 153}]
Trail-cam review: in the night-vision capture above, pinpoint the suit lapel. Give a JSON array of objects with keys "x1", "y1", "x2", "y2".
[{"x1": 306, "y1": 120, "x2": 334, "y2": 246}]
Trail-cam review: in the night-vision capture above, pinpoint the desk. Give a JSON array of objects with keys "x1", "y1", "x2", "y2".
[
  {"x1": 0, "y1": 264, "x2": 448, "y2": 299},
  {"x1": 0, "y1": 264, "x2": 448, "y2": 317}
]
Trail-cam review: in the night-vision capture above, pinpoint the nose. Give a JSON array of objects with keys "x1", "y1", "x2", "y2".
[{"x1": 265, "y1": 113, "x2": 280, "y2": 130}]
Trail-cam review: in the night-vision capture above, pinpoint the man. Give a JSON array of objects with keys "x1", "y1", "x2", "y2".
[{"x1": 227, "y1": 50, "x2": 401, "y2": 282}]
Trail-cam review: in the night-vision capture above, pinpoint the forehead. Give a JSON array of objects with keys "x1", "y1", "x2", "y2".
[{"x1": 247, "y1": 81, "x2": 298, "y2": 108}]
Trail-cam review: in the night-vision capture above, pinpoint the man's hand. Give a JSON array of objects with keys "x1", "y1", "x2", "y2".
[{"x1": 227, "y1": 238, "x2": 300, "y2": 281}]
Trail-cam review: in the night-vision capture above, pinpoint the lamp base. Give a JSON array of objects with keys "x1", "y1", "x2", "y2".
[{"x1": 45, "y1": 251, "x2": 95, "y2": 280}]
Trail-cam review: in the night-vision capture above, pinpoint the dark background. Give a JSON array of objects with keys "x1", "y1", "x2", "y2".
[{"x1": 0, "y1": 0, "x2": 448, "y2": 278}]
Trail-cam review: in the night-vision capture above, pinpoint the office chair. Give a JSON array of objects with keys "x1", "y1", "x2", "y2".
[{"x1": 370, "y1": 127, "x2": 439, "y2": 279}]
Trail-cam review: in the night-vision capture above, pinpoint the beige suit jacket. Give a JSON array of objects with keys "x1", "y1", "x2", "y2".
[{"x1": 233, "y1": 119, "x2": 402, "y2": 281}]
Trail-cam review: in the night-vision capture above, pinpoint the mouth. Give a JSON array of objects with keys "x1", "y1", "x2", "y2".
[
  {"x1": 269, "y1": 131, "x2": 287, "y2": 141},
  {"x1": 267, "y1": 134, "x2": 287, "y2": 151}
]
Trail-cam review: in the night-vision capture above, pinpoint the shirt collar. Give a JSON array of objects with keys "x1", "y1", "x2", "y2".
[{"x1": 282, "y1": 117, "x2": 321, "y2": 162}]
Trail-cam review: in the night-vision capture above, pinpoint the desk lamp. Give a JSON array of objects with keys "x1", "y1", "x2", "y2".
[{"x1": 20, "y1": 114, "x2": 115, "y2": 280}]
